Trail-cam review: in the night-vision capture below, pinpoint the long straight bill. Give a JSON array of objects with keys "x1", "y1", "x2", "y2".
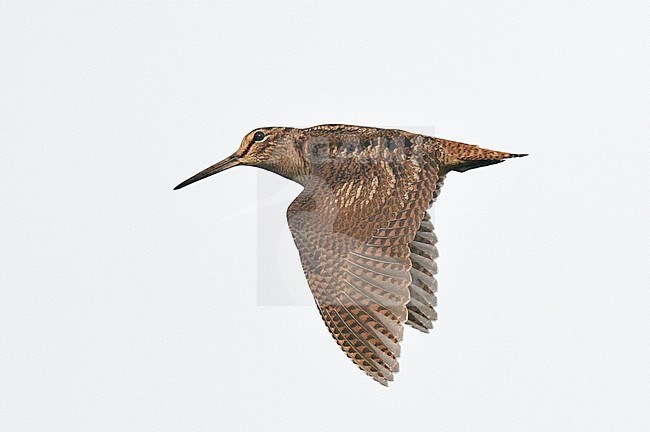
[{"x1": 174, "y1": 155, "x2": 240, "y2": 190}]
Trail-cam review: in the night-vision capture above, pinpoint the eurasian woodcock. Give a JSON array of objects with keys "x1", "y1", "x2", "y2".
[{"x1": 174, "y1": 124, "x2": 526, "y2": 385}]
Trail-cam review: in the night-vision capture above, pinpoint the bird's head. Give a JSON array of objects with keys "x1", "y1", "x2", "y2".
[{"x1": 174, "y1": 127, "x2": 308, "y2": 190}]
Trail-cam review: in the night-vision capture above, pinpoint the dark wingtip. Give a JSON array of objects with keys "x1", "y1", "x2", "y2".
[{"x1": 510, "y1": 153, "x2": 529, "y2": 158}]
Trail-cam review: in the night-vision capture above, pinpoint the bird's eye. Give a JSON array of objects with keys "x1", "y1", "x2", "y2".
[{"x1": 253, "y1": 131, "x2": 266, "y2": 142}]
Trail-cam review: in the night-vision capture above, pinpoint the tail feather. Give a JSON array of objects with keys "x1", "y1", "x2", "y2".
[{"x1": 435, "y1": 138, "x2": 527, "y2": 173}]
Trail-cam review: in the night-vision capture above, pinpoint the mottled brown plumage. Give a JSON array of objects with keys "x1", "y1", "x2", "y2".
[{"x1": 174, "y1": 124, "x2": 526, "y2": 386}]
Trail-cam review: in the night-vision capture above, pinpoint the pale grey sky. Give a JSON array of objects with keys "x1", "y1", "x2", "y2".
[{"x1": 1, "y1": 1, "x2": 648, "y2": 431}]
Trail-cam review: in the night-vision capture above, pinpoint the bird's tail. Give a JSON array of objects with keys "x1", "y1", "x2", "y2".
[{"x1": 435, "y1": 138, "x2": 527, "y2": 173}]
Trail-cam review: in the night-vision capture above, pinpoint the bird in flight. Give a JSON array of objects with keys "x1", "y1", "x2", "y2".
[{"x1": 175, "y1": 124, "x2": 526, "y2": 385}]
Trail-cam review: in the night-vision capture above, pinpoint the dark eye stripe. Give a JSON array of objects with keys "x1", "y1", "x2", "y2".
[{"x1": 239, "y1": 131, "x2": 266, "y2": 157}]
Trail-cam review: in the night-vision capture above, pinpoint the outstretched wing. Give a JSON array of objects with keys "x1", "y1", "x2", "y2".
[{"x1": 287, "y1": 134, "x2": 440, "y2": 385}]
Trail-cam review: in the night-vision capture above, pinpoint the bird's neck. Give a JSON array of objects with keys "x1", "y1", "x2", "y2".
[{"x1": 257, "y1": 156, "x2": 312, "y2": 186}]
